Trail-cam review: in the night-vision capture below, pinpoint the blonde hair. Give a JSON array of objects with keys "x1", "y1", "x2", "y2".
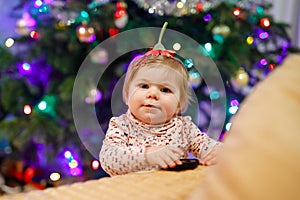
[{"x1": 122, "y1": 54, "x2": 192, "y2": 113}]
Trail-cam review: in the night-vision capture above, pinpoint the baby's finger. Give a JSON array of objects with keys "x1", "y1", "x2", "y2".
[
  {"x1": 157, "y1": 157, "x2": 169, "y2": 169},
  {"x1": 200, "y1": 153, "x2": 213, "y2": 165},
  {"x1": 204, "y1": 156, "x2": 217, "y2": 166},
  {"x1": 165, "y1": 151, "x2": 182, "y2": 166},
  {"x1": 162, "y1": 155, "x2": 176, "y2": 168}
]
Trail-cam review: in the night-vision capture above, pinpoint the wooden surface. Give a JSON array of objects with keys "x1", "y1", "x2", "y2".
[{"x1": 0, "y1": 166, "x2": 208, "y2": 200}]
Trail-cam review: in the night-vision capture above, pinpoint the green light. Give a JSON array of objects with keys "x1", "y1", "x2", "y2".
[
  {"x1": 80, "y1": 11, "x2": 89, "y2": 19},
  {"x1": 210, "y1": 90, "x2": 220, "y2": 100},
  {"x1": 256, "y1": 6, "x2": 264, "y2": 15}
]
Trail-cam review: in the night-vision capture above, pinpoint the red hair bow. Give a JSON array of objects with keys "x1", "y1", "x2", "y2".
[{"x1": 145, "y1": 49, "x2": 176, "y2": 57}]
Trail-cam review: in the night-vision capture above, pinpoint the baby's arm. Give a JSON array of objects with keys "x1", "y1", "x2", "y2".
[
  {"x1": 199, "y1": 144, "x2": 222, "y2": 165},
  {"x1": 99, "y1": 117, "x2": 147, "y2": 176},
  {"x1": 185, "y1": 118, "x2": 222, "y2": 165}
]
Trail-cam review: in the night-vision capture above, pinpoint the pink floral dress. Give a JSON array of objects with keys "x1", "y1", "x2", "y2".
[{"x1": 99, "y1": 110, "x2": 221, "y2": 176}]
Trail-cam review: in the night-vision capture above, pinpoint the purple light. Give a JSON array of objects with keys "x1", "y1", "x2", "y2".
[
  {"x1": 230, "y1": 99, "x2": 240, "y2": 107},
  {"x1": 277, "y1": 55, "x2": 284, "y2": 64},
  {"x1": 17, "y1": 62, "x2": 32, "y2": 75},
  {"x1": 281, "y1": 39, "x2": 290, "y2": 51},
  {"x1": 203, "y1": 14, "x2": 212, "y2": 22},
  {"x1": 34, "y1": 0, "x2": 43, "y2": 8},
  {"x1": 70, "y1": 167, "x2": 82, "y2": 176},
  {"x1": 258, "y1": 32, "x2": 269, "y2": 40},
  {"x1": 260, "y1": 58, "x2": 268, "y2": 66},
  {"x1": 85, "y1": 88, "x2": 103, "y2": 104}
]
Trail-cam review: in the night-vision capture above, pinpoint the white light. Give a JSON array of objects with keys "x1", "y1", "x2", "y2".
[
  {"x1": 148, "y1": 8, "x2": 155, "y2": 14},
  {"x1": 229, "y1": 106, "x2": 239, "y2": 114},
  {"x1": 204, "y1": 43, "x2": 212, "y2": 52},
  {"x1": 177, "y1": 2, "x2": 184, "y2": 8},
  {"x1": 5, "y1": 38, "x2": 14, "y2": 47},
  {"x1": 38, "y1": 101, "x2": 47, "y2": 110},
  {"x1": 23, "y1": 104, "x2": 32, "y2": 115},
  {"x1": 225, "y1": 122, "x2": 232, "y2": 131},
  {"x1": 68, "y1": 160, "x2": 78, "y2": 169},
  {"x1": 50, "y1": 172, "x2": 61, "y2": 181},
  {"x1": 64, "y1": 151, "x2": 72, "y2": 159},
  {"x1": 173, "y1": 43, "x2": 181, "y2": 51},
  {"x1": 92, "y1": 160, "x2": 100, "y2": 170}
]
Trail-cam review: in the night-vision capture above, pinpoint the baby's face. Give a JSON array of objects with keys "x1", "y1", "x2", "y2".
[{"x1": 126, "y1": 65, "x2": 182, "y2": 125}]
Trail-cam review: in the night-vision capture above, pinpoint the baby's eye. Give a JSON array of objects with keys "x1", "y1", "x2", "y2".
[
  {"x1": 160, "y1": 87, "x2": 172, "y2": 93},
  {"x1": 139, "y1": 84, "x2": 149, "y2": 89}
]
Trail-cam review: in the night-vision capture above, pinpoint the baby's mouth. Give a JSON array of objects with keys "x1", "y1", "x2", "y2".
[{"x1": 143, "y1": 104, "x2": 159, "y2": 109}]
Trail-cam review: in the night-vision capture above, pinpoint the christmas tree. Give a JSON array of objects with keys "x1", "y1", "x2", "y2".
[{"x1": 0, "y1": 0, "x2": 296, "y2": 194}]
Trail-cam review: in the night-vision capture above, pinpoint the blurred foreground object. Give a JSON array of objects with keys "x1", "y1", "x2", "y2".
[{"x1": 189, "y1": 54, "x2": 300, "y2": 200}]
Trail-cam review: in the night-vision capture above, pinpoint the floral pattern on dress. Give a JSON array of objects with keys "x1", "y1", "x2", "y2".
[{"x1": 99, "y1": 110, "x2": 221, "y2": 176}]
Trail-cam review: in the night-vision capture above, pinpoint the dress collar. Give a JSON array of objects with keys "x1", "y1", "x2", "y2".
[{"x1": 126, "y1": 110, "x2": 176, "y2": 134}]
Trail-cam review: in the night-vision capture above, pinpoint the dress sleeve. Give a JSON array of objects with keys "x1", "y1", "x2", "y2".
[
  {"x1": 183, "y1": 116, "x2": 222, "y2": 159},
  {"x1": 99, "y1": 116, "x2": 147, "y2": 176}
]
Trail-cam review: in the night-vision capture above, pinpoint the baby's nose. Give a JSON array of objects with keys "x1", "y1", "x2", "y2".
[{"x1": 146, "y1": 87, "x2": 159, "y2": 100}]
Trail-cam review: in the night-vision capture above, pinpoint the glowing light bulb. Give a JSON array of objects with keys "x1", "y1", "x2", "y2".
[
  {"x1": 5, "y1": 38, "x2": 14, "y2": 47},
  {"x1": 225, "y1": 122, "x2": 232, "y2": 131},
  {"x1": 34, "y1": 0, "x2": 43, "y2": 8},
  {"x1": 30, "y1": 31, "x2": 40, "y2": 39},
  {"x1": 233, "y1": 8, "x2": 241, "y2": 16},
  {"x1": 260, "y1": 18, "x2": 270, "y2": 28},
  {"x1": 246, "y1": 36, "x2": 254, "y2": 45},
  {"x1": 177, "y1": 2, "x2": 184, "y2": 8},
  {"x1": 230, "y1": 99, "x2": 240, "y2": 107},
  {"x1": 23, "y1": 104, "x2": 32, "y2": 115},
  {"x1": 259, "y1": 32, "x2": 269, "y2": 40},
  {"x1": 204, "y1": 43, "x2": 212, "y2": 52},
  {"x1": 173, "y1": 43, "x2": 181, "y2": 51},
  {"x1": 229, "y1": 106, "x2": 239, "y2": 114},
  {"x1": 68, "y1": 160, "x2": 78, "y2": 168},
  {"x1": 92, "y1": 160, "x2": 100, "y2": 170},
  {"x1": 38, "y1": 101, "x2": 47, "y2": 110},
  {"x1": 50, "y1": 172, "x2": 61, "y2": 181},
  {"x1": 22, "y1": 63, "x2": 31, "y2": 71},
  {"x1": 64, "y1": 151, "x2": 72, "y2": 159}
]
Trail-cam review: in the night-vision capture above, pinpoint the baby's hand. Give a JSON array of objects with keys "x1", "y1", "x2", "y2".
[
  {"x1": 199, "y1": 145, "x2": 222, "y2": 166},
  {"x1": 145, "y1": 146, "x2": 184, "y2": 169}
]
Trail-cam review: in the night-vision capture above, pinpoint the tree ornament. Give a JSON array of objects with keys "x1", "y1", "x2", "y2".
[
  {"x1": 76, "y1": 22, "x2": 96, "y2": 43},
  {"x1": 16, "y1": 13, "x2": 37, "y2": 36},
  {"x1": 114, "y1": 1, "x2": 128, "y2": 29},
  {"x1": 231, "y1": 68, "x2": 249, "y2": 87},
  {"x1": 116, "y1": 1, "x2": 127, "y2": 10}
]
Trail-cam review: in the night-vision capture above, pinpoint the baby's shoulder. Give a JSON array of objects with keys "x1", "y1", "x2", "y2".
[
  {"x1": 109, "y1": 114, "x2": 131, "y2": 126},
  {"x1": 177, "y1": 115, "x2": 192, "y2": 123}
]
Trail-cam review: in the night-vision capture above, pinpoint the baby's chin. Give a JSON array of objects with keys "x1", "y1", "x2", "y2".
[{"x1": 139, "y1": 115, "x2": 171, "y2": 125}]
